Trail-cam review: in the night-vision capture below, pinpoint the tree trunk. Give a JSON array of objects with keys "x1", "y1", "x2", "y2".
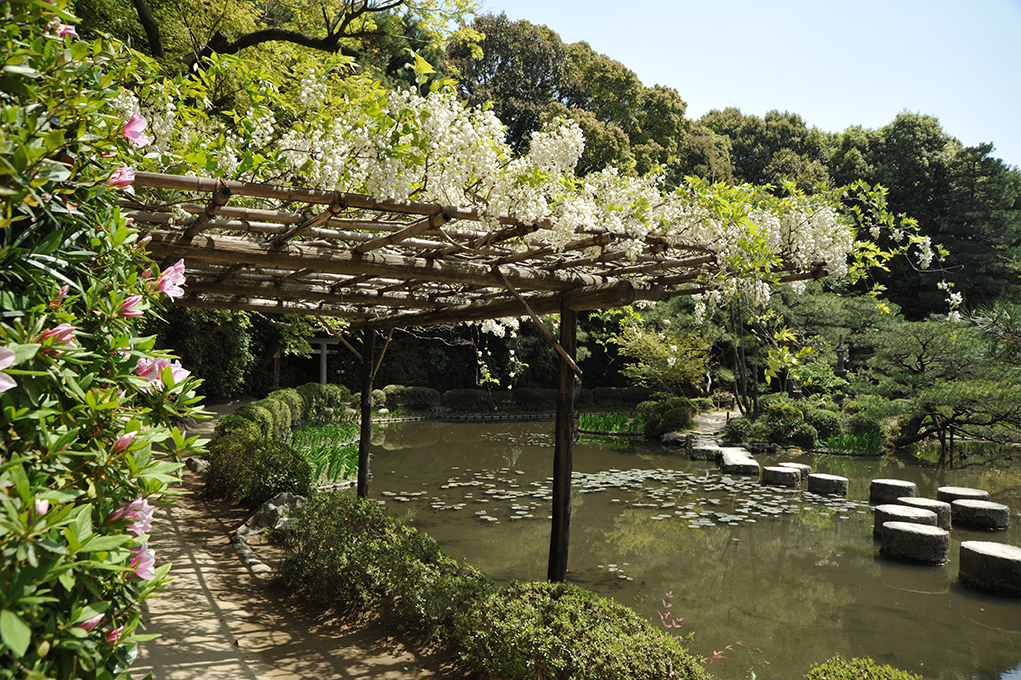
[{"x1": 129, "y1": 0, "x2": 165, "y2": 58}]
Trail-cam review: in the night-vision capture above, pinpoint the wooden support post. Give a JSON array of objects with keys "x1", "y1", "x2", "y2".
[
  {"x1": 319, "y1": 341, "x2": 328, "y2": 384},
  {"x1": 548, "y1": 304, "x2": 578, "y2": 583},
  {"x1": 357, "y1": 329, "x2": 376, "y2": 499}
]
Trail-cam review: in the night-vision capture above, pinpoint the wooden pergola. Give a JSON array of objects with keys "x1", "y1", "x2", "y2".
[{"x1": 126, "y1": 171, "x2": 825, "y2": 582}]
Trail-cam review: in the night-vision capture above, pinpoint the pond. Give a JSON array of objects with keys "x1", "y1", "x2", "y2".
[{"x1": 367, "y1": 420, "x2": 1021, "y2": 680}]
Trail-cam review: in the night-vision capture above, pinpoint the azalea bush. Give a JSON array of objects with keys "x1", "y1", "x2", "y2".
[{"x1": 1, "y1": 1, "x2": 205, "y2": 677}]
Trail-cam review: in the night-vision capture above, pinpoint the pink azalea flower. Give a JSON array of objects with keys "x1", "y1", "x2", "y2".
[
  {"x1": 155, "y1": 259, "x2": 187, "y2": 300},
  {"x1": 108, "y1": 166, "x2": 135, "y2": 194},
  {"x1": 130, "y1": 541, "x2": 156, "y2": 580},
  {"x1": 135, "y1": 357, "x2": 190, "y2": 392},
  {"x1": 141, "y1": 267, "x2": 152, "y2": 280},
  {"x1": 35, "y1": 499, "x2": 50, "y2": 516},
  {"x1": 0, "y1": 347, "x2": 15, "y2": 394},
  {"x1": 122, "y1": 110, "x2": 152, "y2": 147},
  {"x1": 106, "y1": 626, "x2": 124, "y2": 644},
  {"x1": 57, "y1": 285, "x2": 69, "y2": 299},
  {"x1": 118, "y1": 294, "x2": 143, "y2": 318},
  {"x1": 40, "y1": 323, "x2": 77, "y2": 347},
  {"x1": 113, "y1": 431, "x2": 136, "y2": 453},
  {"x1": 52, "y1": 23, "x2": 77, "y2": 39},
  {"x1": 78, "y1": 613, "x2": 104, "y2": 632}
]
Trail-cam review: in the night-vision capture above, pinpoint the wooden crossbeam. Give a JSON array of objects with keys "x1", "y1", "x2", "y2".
[
  {"x1": 353, "y1": 211, "x2": 449, "y2": 254},
  {"x1": 271, "y1": 195, "x2": 346, "y2": 246},
  {"x1": 145, "y1": 230, "x2": 608, "y2": 293},
  {"x1": 350, "y1": 280, "x2": 640, "y2": 330},
  {"x1": 188, "y1": 280, "x2": 447, "y2": 309},
  {"x1": 181, "y1": 180, "x2": 232, "y2": 242}
]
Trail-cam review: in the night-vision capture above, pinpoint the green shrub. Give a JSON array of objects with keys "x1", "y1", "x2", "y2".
[
  {"x1": 791, "y1": 422, "x2": 819, "y2": 449},
  {"x1": 846, "y1": 410, "x2": 883, "y2": 438},
  {"x1": 283, "y1": 493, "x2": 492, "y2": 632},
  {"x1": 214, "y1": 412, "x2": 262, "y2": 440},
  {"x1": 371, "y1": 388, "x2": 386, "y2": 408},
  {"x1": 804, "y1": 655, "x2": 922, "y2": 679},
  {"x1": 590, "y1": 386, "x2": 653, "y2": 408},
  {"x1": 749, "y1": 419, "x2": 771, "y2": 442},
  {"x1": 268, "y1": 387, "x2": 304, "y2": 421},
  {"x1": 296, "y1": 382, "x2": 330, "y2": 415},
  {"x1": 638, "y1": 397, "x2": 696, "y2": 438},
  {"x1": 255, "y1": 395, "x2": 292, "y2": 436},
  {"x1": 721, "y1": 416, "x2": 752, "y2": 443},
  {"x1": 232, "y1": 403, "x2": 276, "y2": 439},
  {"x1": 455, "y1": 581, "x2": 709, "y2": 680},
  {"x1": 322, "y1": 383, "x2": 354, "y2": 412},
  {"x1": 382, "y1": 384, "x2": 441, "y2": 411},
  {"x1": 206, "y1": 435, "x2": 314, "y2": 507},
  {"x1": 806, "y1": 407, "x2": 841, "y2": 440},
  {"x1": 443, "y1": 388, "x2": 495, "y2": 412},
  {"x1": 513, "y1": 387, "x2": 558, "y2": 412},
  {"x1": 763, "y1": 394, "x2": 805, "y2": 444}
]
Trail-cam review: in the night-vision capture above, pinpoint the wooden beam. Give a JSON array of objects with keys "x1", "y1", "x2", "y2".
[
  {"x1": 171, "y1": 294, "x2": 373, "y2": 319},
  {"x1": 353, "y1": 212, "x2": 449, "y2": 254},
  {"x1": 350, "y1": 280, "x2": 637, "y2": 330},
  {"x1": 188, "y1": 280, "x2": 447, "y2": 309},
  {"x1": 271, "y1": 195, "x2": 346, "y2": 245},
  {"x1": 181, "y1": 180, "x2": 231, "y2": 242},
  {"x1": 548, "y1": 303, "x2": 577, "y2": 583},
  {"x1": 145, "y1": 230, "x2": 607, "y2": 293}
]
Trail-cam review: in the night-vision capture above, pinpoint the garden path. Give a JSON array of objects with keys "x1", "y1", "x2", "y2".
[{"x1": 134, "y1": 401, "x2": 459, "y2": 680}]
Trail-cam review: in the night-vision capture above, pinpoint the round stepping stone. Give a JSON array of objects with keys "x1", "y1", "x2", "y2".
[
  {"x1": 959, "y1": 541, "x2": 1021, "y2": 597},
  {"x1": 778, "y1": 462, "x2": 812, "y2": 477},
  {"x1": 761, "y1": 466, "x2": 801, "y2": 486},
  {"x1": 952, "y1": 499, "x2": 1011, "y2": 530},
  {"x1": 870, "y1": 479, "x2": 917, "y2": 505},
  {"x1": 937, "y1": 486, "x2": 990, "y2": 504},
  {"x1": 873, "y1": 504, "x2": 938, "y2": 536},
  {"x1": 807, "y1": 473, "x2": 848, "y2": 496},
  {"x1": 880, "y1": 521, "x2": 950, "y2": 565},
  {"x1": 896, "y1": 497, "x2": 952, "y2": 529}
]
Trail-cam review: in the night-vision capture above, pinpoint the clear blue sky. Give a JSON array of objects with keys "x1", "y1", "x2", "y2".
[{"x1": 481, "y1": 0, "x2": 1021, "y2": 169}]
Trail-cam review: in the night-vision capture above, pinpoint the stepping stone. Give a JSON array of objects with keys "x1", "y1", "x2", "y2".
[
  {"x1": 720, "y1": 448, "x2": 760, "y2": 475},
  {"x1": 778, "y1": 462, "x2": 812, "y2": 477},
  {"x1": 896, "y1": 497, "x2": 952, "y2": 529},
  {"x1": 807, "y1": 473, "x2": 848, "y2": 496},
  {"x1": 880, "y1": 521, "x2": 950, "y2": 565},
  {"x1": 873, "y1": 504, "x2": 938, "y2": 536},
  {"x1": 761, "y1": 466, "x2": 801, "y2": 487},
  {"x1": 937, "y1": 486, "x2": 990, "y2": 504},
  {"x1": 959, "y1": 541, "x2": 1021, "y2": 596},
  {"x1": 870, "y1": 478, "x2": 917, "y2": 505},
  {"x1": 952, "y1": 499, "x2": 1011, "y2": 530},
  {"x1": 691, "y1": 439, "x2": 723, "y2": 461}
]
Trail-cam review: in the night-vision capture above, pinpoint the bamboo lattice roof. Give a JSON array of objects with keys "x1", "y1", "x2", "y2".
[{"x1": 126, "y1": 172, "x2": 825, "y2": 330}]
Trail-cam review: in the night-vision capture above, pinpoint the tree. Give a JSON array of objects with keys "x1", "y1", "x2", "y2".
[
  {"x1": 445, "y1": 12, "x2": 581, "y2": 153},
  {"x1": 700, "y1": 107, "x2": 829, "y2": 187},
  {"x1": 76, "y1": 0, "x2": 478, "y2": 75}
]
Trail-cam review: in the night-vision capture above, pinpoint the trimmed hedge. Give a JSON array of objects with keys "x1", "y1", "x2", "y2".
[
  {"x1": 383, "y1": 384, "x2": 442, "y2": 411},
  {"x1": 205, "y1": 437, "x2": 314, "y2": 507},
  {"x1": 804, "y1": 655, "x2": 922, "y2": 679},
  {"x1": 455, "y1": 581, "x2": 710, "y2": 680},
  {"x1": 638, "y1": 397, "x2": 698, "y2": 438}
]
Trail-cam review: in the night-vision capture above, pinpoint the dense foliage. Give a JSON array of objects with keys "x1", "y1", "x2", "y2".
[{"x1": 0, "y1": 1, "x2": 206, "y2": 675}]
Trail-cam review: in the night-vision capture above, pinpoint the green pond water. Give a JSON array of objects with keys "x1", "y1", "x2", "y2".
[{"x1": 367, "y1": 420, "x2": 1021, "y2": 680}]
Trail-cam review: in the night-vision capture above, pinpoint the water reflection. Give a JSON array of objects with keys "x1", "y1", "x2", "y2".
[{"x1": 370, "y1": 421, "x2": 1021, "y2": 680}]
